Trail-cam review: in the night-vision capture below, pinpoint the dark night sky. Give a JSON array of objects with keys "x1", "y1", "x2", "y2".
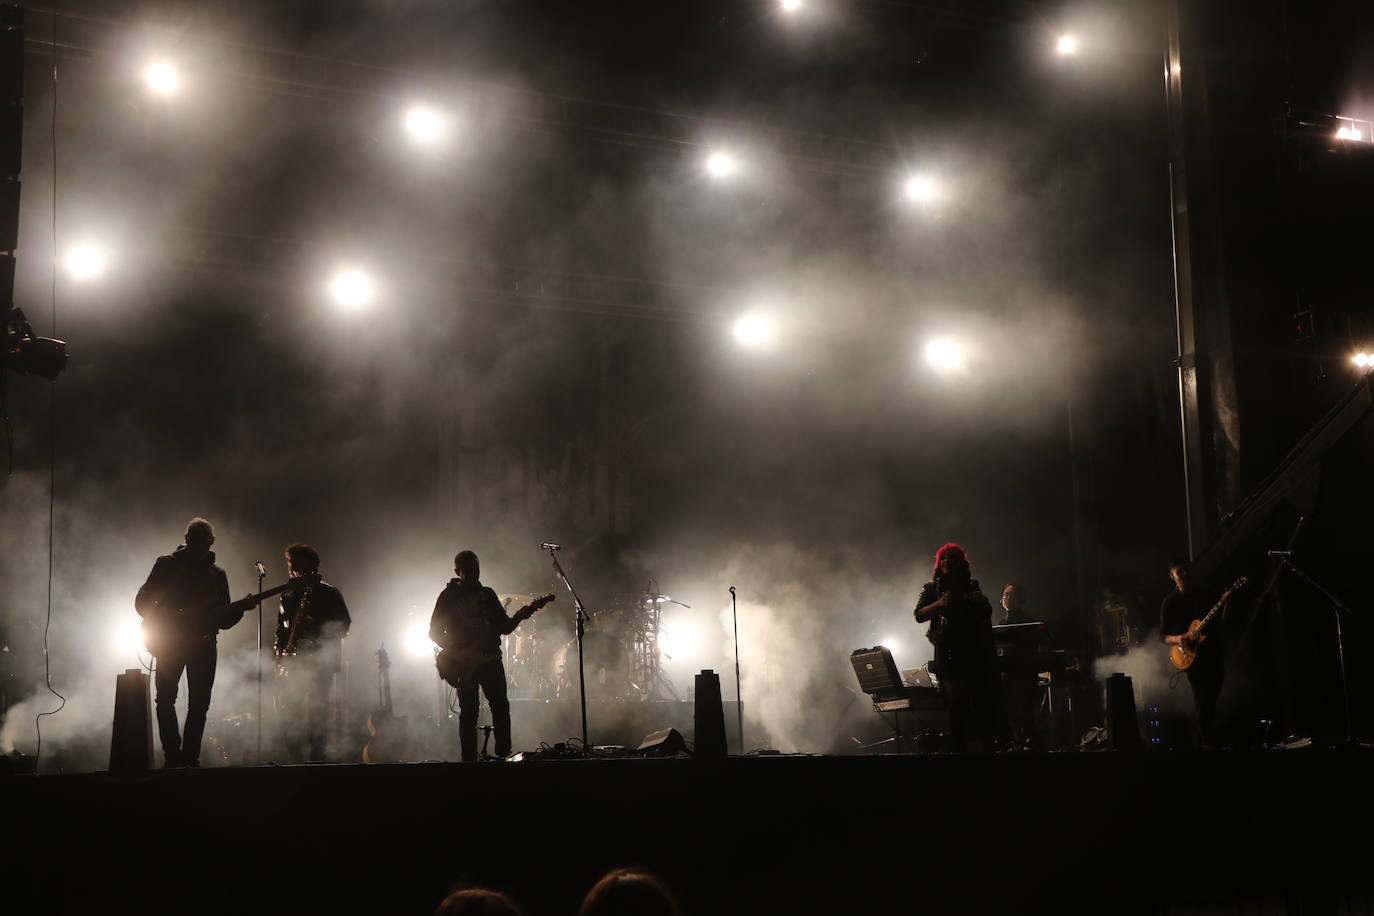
[{"x1": 2, "y1": 0, "x2": 1368, "y2": 763}]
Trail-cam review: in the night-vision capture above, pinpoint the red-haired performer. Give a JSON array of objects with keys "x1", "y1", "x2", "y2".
[{"x1": 914, "y1": 542, "x2": 996, "y2": 752}]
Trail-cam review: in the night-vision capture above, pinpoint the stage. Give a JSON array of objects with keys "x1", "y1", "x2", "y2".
[{"x1": 3, "y1": 747, "x2": 1371, "y2": 915}]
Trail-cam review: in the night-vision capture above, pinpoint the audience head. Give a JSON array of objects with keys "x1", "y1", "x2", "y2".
[
  {"x1": 578, "y1": 867, "x2": 682, "y2": 916},
  {"x1": 434, "y1": 887, "x2": 524, "y2": 916}
]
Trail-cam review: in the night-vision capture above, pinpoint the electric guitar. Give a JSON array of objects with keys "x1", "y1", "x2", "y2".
[
  {"x1": 141, "y1": 576, "x2": 317, "y2": 658},
  {"x1": 1169, "y1": 577, "x2": 1247, "y2": 671},
  {"x1": 434, "y1": 593, "x2": 556, "y2": 687}
]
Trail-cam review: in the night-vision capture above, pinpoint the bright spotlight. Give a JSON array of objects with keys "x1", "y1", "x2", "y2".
[
  {"x1": 733, "y1": 312, "x2": 776, "y2": 347},
  {"x1": 924, "y1": 337, "x2": 965, "y2": 372},
  {"x1": 111, "y1": 614, "x2": 146, "y2": 657},
  {"x1": 780, "y1": 0, "x2": 804, "y2": 11},
  {"x1": 705, "y1": 151, "x2": 738, "y2": 179},
  {"x1": 402, "y1": 619, "x2": 437, "y2": 658},
  {"x1": 904, "y1": 176, "x2": 938, "y2": 203},
  {"x1": 64, "y1": 245, "x2": 108, "y2": 281},
  {"x1": 144, "y1": 62, "x2": 180, "y2": 95},
  {"x1": 879, "y1": 636, "x2": 900, "y2": 655},
  {"x1": 1355, "y1": 352, "x2": 1371, "y2": 368},
  {"x1": 1056, "y1": 35, "x2": 1078, "y2": 55},
  {"x1": 403, "y1": 105, "x2": 449, "y2": 145},
  {"x1": 327, "y1": 268, "x2": 375, "y2": 310},
  {"x1": 1335, "y1": 116, "x2": 1372, "y2": 143},
  {"x1": 659, "y1": 623, "x2": 700, "y2": 658}
]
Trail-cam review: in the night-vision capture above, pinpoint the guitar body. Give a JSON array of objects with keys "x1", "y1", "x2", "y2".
[
  {"x1": 361, "y1": 645, "x2": 410, "y2": 763},
  {"x1": 1167, "y1": 578, "x2": 1246, "y2": 671},
  {"x1": 141, "y1": 579, "x2": 311, "y2": 658},
  {"x1": 362, "y1": 708, "x2": 409, "y2": 764},
  {"x1": 434, "y1": 646, "x2": 495, "y2": 688},
  {"x1": 1168, "y1": 620, "x2": 1207, "y2": 670},
  {"x1": 433, "y1": 593, "x2": 557, "y2": 687}
]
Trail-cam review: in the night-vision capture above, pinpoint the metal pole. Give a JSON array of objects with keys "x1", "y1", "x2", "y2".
[
  {"x1": 255, "y1": 564, "x2": 265, "y2": 766},
  {"x1": 730, "y1": 586, "x2": 743, "y2": 754}
]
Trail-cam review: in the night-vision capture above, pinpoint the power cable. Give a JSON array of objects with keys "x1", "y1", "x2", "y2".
[{"x1": 34, "y1": 1, "x2": 65, "y2": 771}]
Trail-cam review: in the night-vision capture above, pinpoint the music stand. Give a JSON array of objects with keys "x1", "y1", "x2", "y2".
[{"x1": 851, "y1": 647, "x2": 909, "y2": 753}]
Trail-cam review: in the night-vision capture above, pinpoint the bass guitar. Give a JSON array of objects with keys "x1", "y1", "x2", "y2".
[
  {"x1": 362, "y1": 644, "x2": 408, "y2": 764},
  {"x1": 1169, "y1": 576, "x2": 1247, "y2": 671},
  {"x1": 141, "y1": 576, "x2": 316, "y2": 658},
  {"x1": 434, "y1": 593, "x2": 556, "y2": 687}
]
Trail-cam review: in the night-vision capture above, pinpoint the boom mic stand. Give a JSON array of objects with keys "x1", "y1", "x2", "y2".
[
  {"x1": 546, "y1": 544, "x2": 590, "y2": 748},
  {"x1": 1269, "y1": 550, "x2": 1360, "y2": 746}
]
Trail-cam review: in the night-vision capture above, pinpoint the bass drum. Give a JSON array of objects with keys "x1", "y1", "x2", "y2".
[{"x1": 552, "y1": 631, "x2": 632, "y2": 700}]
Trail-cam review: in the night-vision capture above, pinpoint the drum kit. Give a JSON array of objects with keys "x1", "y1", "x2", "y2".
[{"x1": 502, "y1": 588, "x2": 689, "y2": 701}]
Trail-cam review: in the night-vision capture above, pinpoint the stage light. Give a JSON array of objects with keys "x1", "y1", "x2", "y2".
[
  {"x1": 705, "y1": 151, "x2": 738, "y2": 179},
  {"x1": 402, "y1": 619, "x2": 437, "y2": 658},
  {"x1": 64, "y1": 245, "x2": 107, "y2": 281},
  {"x1": 144, "y1": 62, "x2": 180, "y2": 95},
  {"x1": 1335, "y1": 116, "x2": 1372, "y2": 143},
  {"x1": 904, "y1": 176, "x2": 938, "y2": 203},
  {"x1": 924, "y1": 337, "x2": 965, "y2": 372},
  {"x1": 1056, "y1": 35, "x2": 1078, "y2": 55},
  {"x1": 879, "y1": 636, "x2": 900, "y2": 655},
  {"x1": 327, "y1": 268, "x2": 375, "y2": 310},
  {"x1": 111, "y1": 614, "x2": 146, "y2": 657},
  {"x1": 1355, "y1": 352, "x2": 1371, "y2": 368},
  {"x1": 659, "y1": 623, "x2": 700, "y2": 658},
  {"x1": 403, "y1": 105, "x2": 449, "y2": 146},
  {"x1": 780, "y1": 0, "x2": 804, "y2": 11},
  {"x1": 733, "y1": 312, "x2": 776, "y2": 347},
  {"x1": 4, "y1": 308, "x2": 68, "y2": 380}
]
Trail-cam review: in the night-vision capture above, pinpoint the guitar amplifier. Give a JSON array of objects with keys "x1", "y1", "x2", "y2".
[{"x1": 851, "y1": 647, "x2": 903, "y2": 696}]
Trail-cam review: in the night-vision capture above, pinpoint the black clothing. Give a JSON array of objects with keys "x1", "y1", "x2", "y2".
[
  {"x1": 916, "y1": 574, "x2": 996, "y2": 751},
  {"x1": 455, "y1": 657, "x2": 512, "y2": 761},
  {"x1": 135, "y1": 546, "x2": 239, "y2": 766},
  {"x1": 276, "y1": 580, "x2": 350, "y2": 761},
  {"x1": 429, "y1": 580, "x2": 530, "y2": 661},
  {"x1": 276, "y1": 581, "x2": 351, "y2": 673},
  {"x1": 1160, "y1": 587, "x2": 1224, "y2": 744},
  {"x1": 916, "y1": 575, "x2": 995, "y2": 679},
  {"x1": 429, "y1": 579, "x2": 531, "y2": 761},
  {"x1": 153, "y1": 639, "x2": 217, "y2": 767},
  {"x1": 135, "y1": 546, "x2": 237, "y2": 654}
]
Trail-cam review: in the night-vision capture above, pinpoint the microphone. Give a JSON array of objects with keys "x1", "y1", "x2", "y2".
[
  {"x1": 541, "y1": 542, "x2": 561, "y2": 551},
  {"x1": 254, "y1": 562, "x2": 267, "y2": 576}
]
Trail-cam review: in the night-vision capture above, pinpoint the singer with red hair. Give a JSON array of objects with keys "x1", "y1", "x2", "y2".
[{"x1": 914, "y1": 542, "x2": 996, "y2": 752}]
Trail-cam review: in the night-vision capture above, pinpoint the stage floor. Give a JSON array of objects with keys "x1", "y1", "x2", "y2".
[{"x1": 3, "y1": 748, "x2": 1371, "y2": 915}]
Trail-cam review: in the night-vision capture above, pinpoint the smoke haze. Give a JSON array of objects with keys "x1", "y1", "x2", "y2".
[{"x1": 1, "y1": 0, "x2": 1189, "y2": 769}]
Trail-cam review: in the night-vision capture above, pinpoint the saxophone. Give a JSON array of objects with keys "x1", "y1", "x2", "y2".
[{"x1": 276, "y1": 582, "x2": 315, "y2": 677}]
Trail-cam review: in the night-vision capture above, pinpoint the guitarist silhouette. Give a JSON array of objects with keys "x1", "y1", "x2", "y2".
[
  {"x1": 1160, "y1": 559, "x2": 1235, "y2": 747},
  {"x1": 135, "y1": 518, "x2": 256, "y2": 768},
  {"x1": 429, "y1": 550, "x2": 554, "y2": 761}
]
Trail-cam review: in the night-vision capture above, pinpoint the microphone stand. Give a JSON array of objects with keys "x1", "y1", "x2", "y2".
[
  {"x1": 731, "y1": 586, "x2": 743, "y2": 754},
  {"x1": 255, "y1": 563, "x2": 266, "y2": 766},
  {"x1": 548, "y1": 547, "x2": 590, "y2": 748},
  {"x1": 1271, "y1": 553, "x2": 1358, "y2": 745}
]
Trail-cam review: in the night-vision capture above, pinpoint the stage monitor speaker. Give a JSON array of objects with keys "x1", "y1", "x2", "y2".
[
  {"x1": 1105, "y1": 673, "x2": 1141, "y2": 751},
  {"x1": 109, "y1": 668, "x2": 154, "y2": 772},
  {"x1": 636, "y1": 727, "x2": 686, "y2": 756},
  {"x1": 694, "y1": 669, "x2": 727, "y2": 758}
]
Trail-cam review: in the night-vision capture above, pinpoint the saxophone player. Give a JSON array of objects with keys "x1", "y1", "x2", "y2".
[{"x1": 275, "y1": 543, "x2": 351, "y2": 762}]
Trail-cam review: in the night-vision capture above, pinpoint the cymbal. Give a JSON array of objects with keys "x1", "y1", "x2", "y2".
[{"x1": 643, "y1": 594, "x2": 692, "y2": 608}]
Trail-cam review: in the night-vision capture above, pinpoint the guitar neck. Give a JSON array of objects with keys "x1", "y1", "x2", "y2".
[{"x1": 1197, "y1": 590, "x2": 1230, "y2": 632}]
